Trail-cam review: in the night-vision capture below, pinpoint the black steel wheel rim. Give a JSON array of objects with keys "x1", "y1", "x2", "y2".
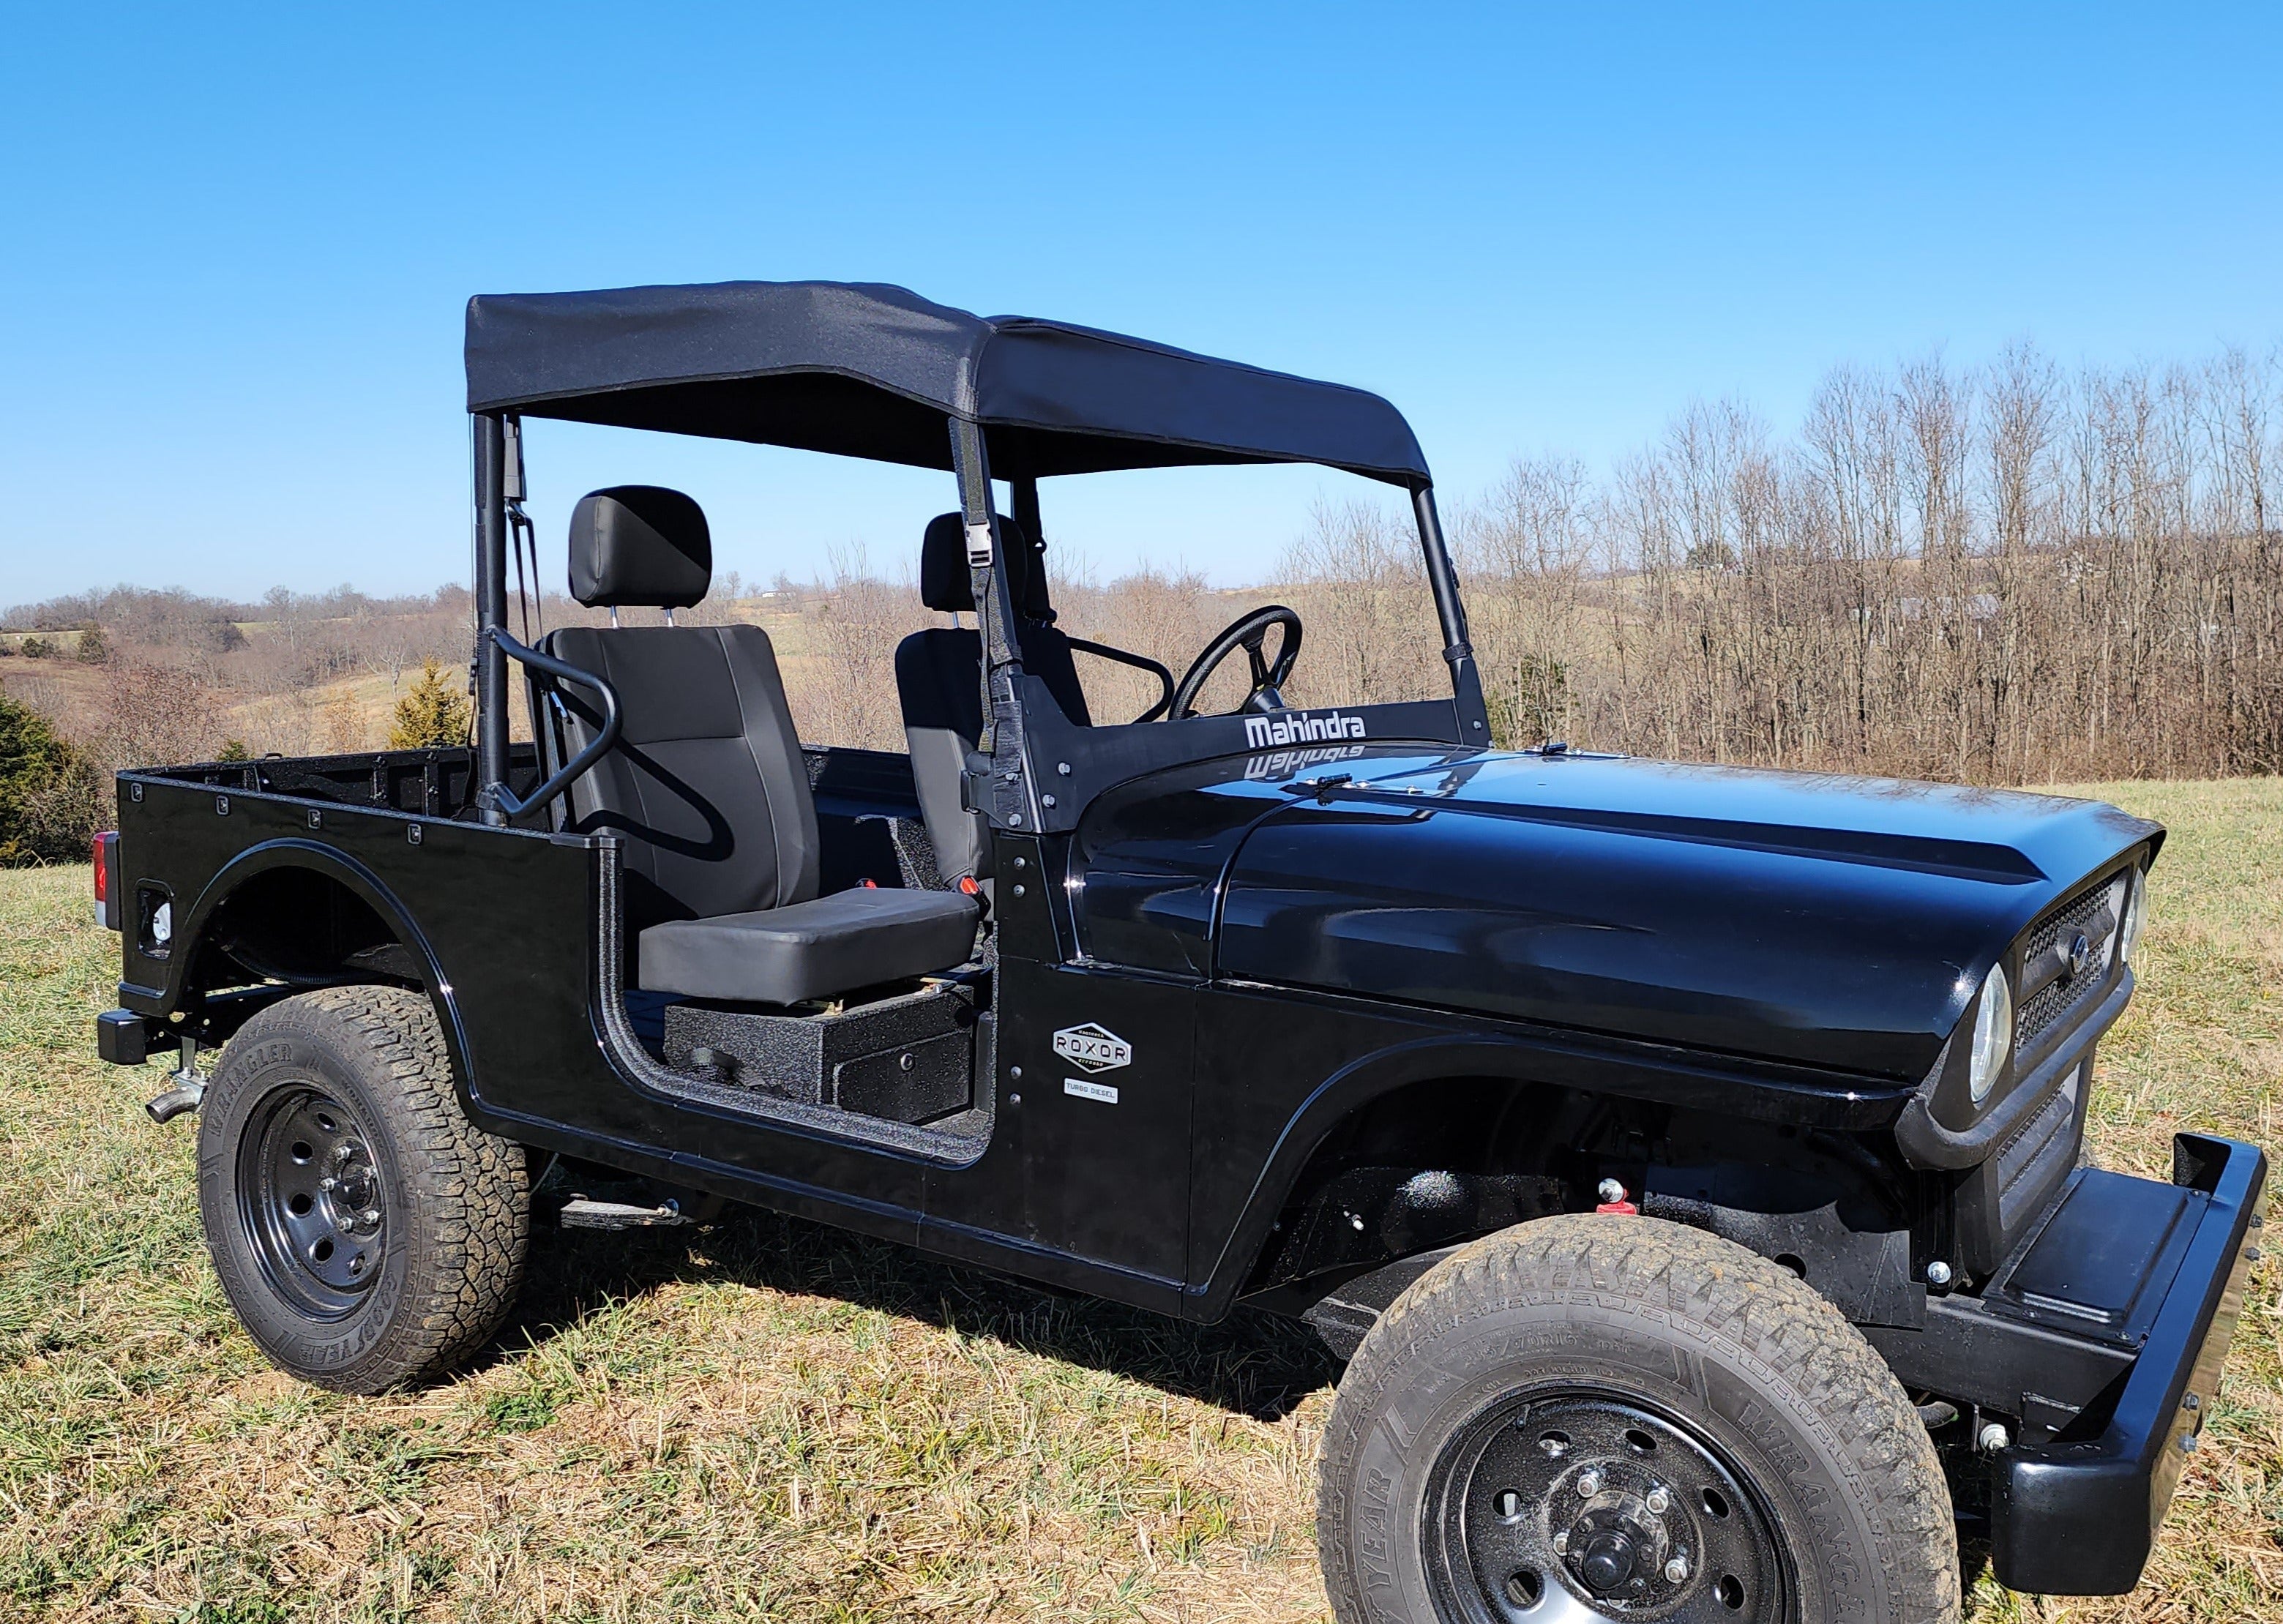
[
  {"x1": 236, "y1": 1083, "x2": 387, "y2": 1319},
  {"x1": 1424, "y1": 1385, "x2": 1789, "y2": 1623}
]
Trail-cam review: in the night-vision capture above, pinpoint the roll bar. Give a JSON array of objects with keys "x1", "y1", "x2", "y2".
[
  {"x1": 474, "y1": 414, "x2": 514, "y2": 823},
  {"x1": 482, "y1": 625, "x2": 622, "y2": 820}
]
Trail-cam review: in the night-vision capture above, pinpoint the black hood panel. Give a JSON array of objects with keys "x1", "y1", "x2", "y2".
[{"x1": 1072, "y1": 746, "x2": 2158, "y2": 1082}]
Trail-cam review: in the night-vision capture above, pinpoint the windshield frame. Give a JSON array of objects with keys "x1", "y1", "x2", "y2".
[{"x1": 461, "y1": 408, "x2": 1488, "y2": 829}]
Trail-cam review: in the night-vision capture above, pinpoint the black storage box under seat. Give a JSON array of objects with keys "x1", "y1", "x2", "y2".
[{"x1": 662, "y1": 978, "x2": 979, "y2": 1125}]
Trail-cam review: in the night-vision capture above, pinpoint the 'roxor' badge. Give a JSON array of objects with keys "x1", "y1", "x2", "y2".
[{"x1": 1052, "y1": 1024, "x2": 1131, "y2": 1073}]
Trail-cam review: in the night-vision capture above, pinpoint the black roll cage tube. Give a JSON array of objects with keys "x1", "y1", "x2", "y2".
[
  {"x1": 464, "y1": 409, "x2": 1492, "y2": 823},
  {"x1": 473, "y1": 414, "x2": 515, "y2": 824},
  {"x1": 482, "y1": 625, "x2": 624, "y2": 820},
  {"x1": 1065, "y1": 637, "x2": 1176, "y2": 723}
]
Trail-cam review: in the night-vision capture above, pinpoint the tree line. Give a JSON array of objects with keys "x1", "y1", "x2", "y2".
[
  {"x1": 1447, "y1": 344, "x2": 2282, "y2": 782},
  {"x1": 2, "y1": 342, "x2": 2277, "y2": 863},
  {"x1": 797, "y1": 343, "x2": 2283, "y2": 786}
]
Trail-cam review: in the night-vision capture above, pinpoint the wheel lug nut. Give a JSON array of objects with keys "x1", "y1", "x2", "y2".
[
  {"x1": 1664, "y1": 1554, "x2": 1689, "y2": 1584},
  {"x1": 1552, "y1": 1530, "x2": 1570, "y2": 1554},
  {"x1": 359, "y1": 1208, "x2": 381, "y2": 1227},
  {"x1": 1575, "y1": 1470, "x2": 1602, "y2": 1497},
  {"x1": 318, "y1": 1177, "x2": 338, "y2": 1191},
  {"x1": 1644, "y1": 1486, "x2": 1670, "y2": 1514}
]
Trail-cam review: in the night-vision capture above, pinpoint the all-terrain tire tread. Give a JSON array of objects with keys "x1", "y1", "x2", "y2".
[
  {"x1": 1318, "y1": 1214, "x2": 1959, "y2": 1624},
  {"x1": 210, "y1": 986, "x2": 528, "y2": 1391}
]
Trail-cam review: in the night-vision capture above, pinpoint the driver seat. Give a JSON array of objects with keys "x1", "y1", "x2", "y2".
[
  {"x1": 893, "y1": 513, "x2": 1089, "y2": 885},
  {"x1": 537, "y1": 487, "x2": 981, "y2": 1005}
]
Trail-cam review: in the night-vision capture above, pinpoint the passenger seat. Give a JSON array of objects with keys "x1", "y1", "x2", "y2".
[
  {"x1": 536, "y1": 486, "x2": 979, "y2": 1005},
  {"x1": 893, "y1": 512, "x2": 1091, "y2": 885}
]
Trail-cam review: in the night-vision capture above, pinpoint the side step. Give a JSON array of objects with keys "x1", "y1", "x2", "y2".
[{"x1": 556, "y1": 1197, "x2": 696, "y2": 1231}]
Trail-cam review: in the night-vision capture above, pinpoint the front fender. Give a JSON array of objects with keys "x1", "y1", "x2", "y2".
[{"x1": 1183, "y1": 1010, "x2": 1916, "y2": 1320}]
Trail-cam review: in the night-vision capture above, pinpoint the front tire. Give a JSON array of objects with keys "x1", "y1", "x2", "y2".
[
  {"x1": 196, "y1": 985, "x2": 529, "y2": 1393},
  {"x1": 1316, "y1": 1216, "x2": 1958, "y2": 1623}
]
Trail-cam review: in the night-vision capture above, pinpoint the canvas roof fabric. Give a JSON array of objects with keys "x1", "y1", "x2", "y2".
[{"x1": 464, "y1": 280, "x2": 1430, "y2": 487}]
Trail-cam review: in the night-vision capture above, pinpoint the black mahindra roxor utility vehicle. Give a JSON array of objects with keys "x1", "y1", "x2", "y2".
[{"x1": 94, "y1": 281, "x2": 2260, "y2": 1623}]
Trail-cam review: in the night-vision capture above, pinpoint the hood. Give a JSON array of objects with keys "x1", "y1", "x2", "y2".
[{"x1": 1075, "y1": 746, "x2": 2159, "y2": 1081}]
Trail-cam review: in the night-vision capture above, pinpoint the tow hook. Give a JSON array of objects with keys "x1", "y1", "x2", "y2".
[{"x1": 144, "y1": 1037, "x2": 206, "y2": 1125}]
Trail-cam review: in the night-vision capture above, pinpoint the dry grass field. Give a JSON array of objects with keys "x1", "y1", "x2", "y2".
[
  {"x1": 1, "y1": 598, "x2": 949, "y2": 762},
  {"x1": 1, "y1": 779, "x2": 2276, "y2": 1623}
]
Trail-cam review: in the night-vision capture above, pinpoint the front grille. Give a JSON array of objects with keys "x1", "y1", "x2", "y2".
[
  {"x1": 1956, "y1": 872, "x2": 2132, "y2": 1272},
  {"x1": 1993, "y1": 1062, "x2": 2085, "y2": 1235},
  {"x1": 2025, "y1": 878, "x2": 2119, "y2": 963},
  {"x1": 2016, "y1": 874, "x2": 2126, "y2": 1052},
  {"x1": 1959, "y1": 1055, "x2": 2093, "y2": 1273}
]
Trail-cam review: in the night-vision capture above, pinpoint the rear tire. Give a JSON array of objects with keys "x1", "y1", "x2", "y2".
[
  {"x1": 196, "y1": 985, "x2": 528, "y2": 1393},
  {"x1": 1315, "y1": 1215, "x2": 1958, "y2": 1623}
]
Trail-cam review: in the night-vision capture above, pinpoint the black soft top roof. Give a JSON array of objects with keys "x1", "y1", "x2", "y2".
[{"x1": 464, "y1": 280, "x2": 1428, "y2": 487}]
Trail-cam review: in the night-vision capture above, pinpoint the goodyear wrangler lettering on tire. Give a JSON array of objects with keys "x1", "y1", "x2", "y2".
[{"x1": 1315, "y1": 1215, "x2": 1959, "y2": 1624}]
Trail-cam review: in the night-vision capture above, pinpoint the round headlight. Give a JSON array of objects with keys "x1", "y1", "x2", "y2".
[
  {"x1": 2119, "y1": 868, "x2": 2149, "y2": 965},
  {"x1": 1968, "y1": 962, "x2": 2014, "y2": 1106}
]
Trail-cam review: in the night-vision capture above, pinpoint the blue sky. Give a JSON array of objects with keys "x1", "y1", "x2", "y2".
[{"x1": 2, "y1": 3, "x2": 2277, "y2": 605}]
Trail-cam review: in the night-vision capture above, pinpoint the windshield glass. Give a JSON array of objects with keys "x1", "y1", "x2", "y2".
[
  {"x1": 519, "y1": 427, "x2": 1453, "y2": 751},
  {"x1": 1012, "y1": 464, "x2": 1451, "y2": 730}
]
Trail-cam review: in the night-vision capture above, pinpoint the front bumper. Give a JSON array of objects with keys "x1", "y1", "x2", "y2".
[{"x1": 1989, "y1": 1133, "x2": 2265, "y2": 1594}]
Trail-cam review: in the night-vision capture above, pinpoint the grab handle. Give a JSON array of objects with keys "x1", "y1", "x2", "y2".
[{"x1": 483, "y1": 626, "x2": 621, "y2": 819}]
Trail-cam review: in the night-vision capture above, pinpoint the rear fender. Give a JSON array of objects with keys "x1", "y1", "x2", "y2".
[{"x1": 157, "y1": 839, "x2": 476, "y2": 1114}]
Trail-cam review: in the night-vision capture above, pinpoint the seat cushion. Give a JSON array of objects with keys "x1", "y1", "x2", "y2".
[{"x1": 638, "y1": 886, "x2": 980, "y2": 1005}]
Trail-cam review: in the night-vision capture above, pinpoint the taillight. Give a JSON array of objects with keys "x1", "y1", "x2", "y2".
[{"x1": 93, "y1": 831, "x2": 119, "y2": 929}]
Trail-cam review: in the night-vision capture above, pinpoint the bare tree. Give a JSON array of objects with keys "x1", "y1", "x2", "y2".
[{"x1": 20, "y1": 344, "x2": 2282, "y2": 787}]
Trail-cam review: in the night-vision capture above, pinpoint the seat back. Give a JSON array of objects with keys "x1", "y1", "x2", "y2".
[
  {"x1": 894, "y1": 626, "x2": 988, "y2": 883},
  {"x1": 894, "y1": 513, "x2": 1091, "y2": 883},
  {"x1": 537, "y1": 487, "x2": 821, "y2": 931},
  {"x1": 548, "y1": 624, "x2": 820, "y2": 927}
]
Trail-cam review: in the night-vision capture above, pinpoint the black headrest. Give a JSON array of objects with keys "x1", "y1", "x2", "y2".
[
  {"x1": 920, "y1": 512, "x2": 1050, "y2": 619},
  {"x1": 569, "y1": 486, "x2": 711, "y2": 609}
]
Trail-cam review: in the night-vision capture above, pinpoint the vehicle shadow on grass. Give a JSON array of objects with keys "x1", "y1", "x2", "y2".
[{"x1": 486, "y1": 1201, "x2": 1342, "y2": 1424}]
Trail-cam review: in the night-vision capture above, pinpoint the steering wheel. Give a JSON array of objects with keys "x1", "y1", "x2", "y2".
[{"x1": 1170, "y1": 605, "x2": 1304, "y2": 719}]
